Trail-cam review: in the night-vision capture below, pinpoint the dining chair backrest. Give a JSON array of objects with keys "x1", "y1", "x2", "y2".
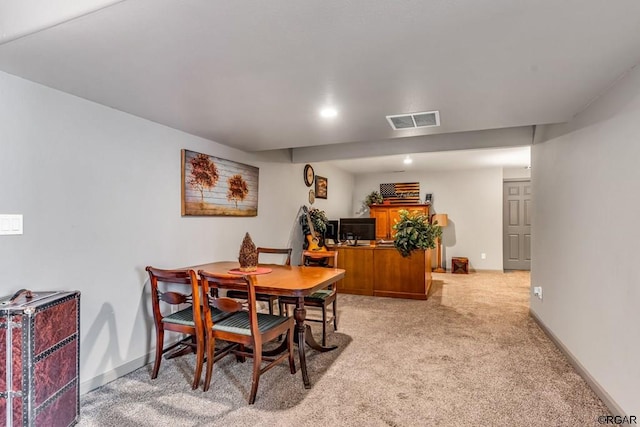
[
  {"x1": 145, "y1": 266, "x2": 205, "y2": 389},
  {"x1": 301, "y1": 250, "x2": 338, "y2": 268},
  {"x1": 257, "y1": 247, "x2": 292, "y2": 266},
  {"x1": 199, "y1": 272, "x2": 260, "y2": 337},
  {"x1": 146, "y1": 267, "x2": 203, "y2": 336}
]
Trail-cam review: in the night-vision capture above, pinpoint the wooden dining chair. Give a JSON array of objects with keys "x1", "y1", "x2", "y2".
[
  {"x1": 279, "y1": 250, "x2": 339, "y2": 346},
  {"x1": 145, "y1": 267, "x2": 207, "y2": 389},
  {"x1": 198, "y1": 270, "x2": 296, "y2": 404},
  {"x1": 226, "y1": 247, "x2": 292, "y2": 315}
]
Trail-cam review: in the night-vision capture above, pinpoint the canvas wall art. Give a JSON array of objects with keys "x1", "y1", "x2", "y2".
[{"x1": 181, "y1": 149, "x2": 259, "y2": 216}]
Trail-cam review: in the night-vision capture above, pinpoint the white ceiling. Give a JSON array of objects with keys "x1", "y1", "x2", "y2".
[{"x1": 1, "y1": 1, "x2": 640, "y2": 168}]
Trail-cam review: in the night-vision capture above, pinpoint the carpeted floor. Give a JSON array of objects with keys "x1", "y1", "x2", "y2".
[{"x1": 79, "y1": 271, "x2": 609, "y2": 426}]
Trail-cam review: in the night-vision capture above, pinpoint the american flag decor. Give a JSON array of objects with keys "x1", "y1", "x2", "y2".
[{"x1": 379, "y1": 182, "x2": 421, "y2": 204}]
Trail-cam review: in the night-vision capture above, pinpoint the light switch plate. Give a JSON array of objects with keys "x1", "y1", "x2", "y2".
[{"x1": 0, "y1": 214, "x2": 23, "y2": 235}]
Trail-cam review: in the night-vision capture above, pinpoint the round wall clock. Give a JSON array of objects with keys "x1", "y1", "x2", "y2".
[
  {"x1": 304, "y1": 164, "x2": 315, "y2": 187},
  {"x1": 308, "y1": 189, "x2": 315, "y2": 204}
]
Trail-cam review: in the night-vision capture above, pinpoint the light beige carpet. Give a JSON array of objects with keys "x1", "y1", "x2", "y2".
[{"x1": 79, "y1": 271, "x2": 609, "y2": 426}]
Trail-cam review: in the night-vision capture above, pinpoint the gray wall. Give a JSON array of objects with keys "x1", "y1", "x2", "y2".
[
  {"x1": 0, "y1": 71, "x2": 355, "y2": 393},
  {"x1": 352, "y1": 168, "x2": 504, "y2": 270},
  {"x1": 531, "y1": 65, "x2": 640, "y2": 414}
]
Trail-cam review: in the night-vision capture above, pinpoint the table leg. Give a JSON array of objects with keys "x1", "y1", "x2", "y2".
[
  {"x1": 293, "y1": 298, "x2": 311, "y2": 388},
  {"x1": 303, "y1": 324, "x2": 337, "y2": 352}
]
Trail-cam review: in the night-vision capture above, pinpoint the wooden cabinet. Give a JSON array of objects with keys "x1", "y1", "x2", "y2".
[
  {"x1": 336, "y1": 246, "x2": 374, "y2": 296},
  {"x1": 373, "y1": 248, "x2": 432, "y2": 299},
  {"x1": 369, "y1": 204, "x2": 430, "y2": 240},
  {"x1": 335, "y1": 245, "x2": 432, "y2": 300},
  {"x1": 370, "y1": 208, "x2": 390, "y2": 240}
]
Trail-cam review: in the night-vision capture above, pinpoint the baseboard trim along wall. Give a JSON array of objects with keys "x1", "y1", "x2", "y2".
[
  {"x1": 79, "y1": 338, "x2": 182, "y2": 395},
  {"x1": 80, "y1": 353, "x2": 151, "y2": 395},
  {"x1": 529, "y1": 310, "x2": 625, "y2": 416}
]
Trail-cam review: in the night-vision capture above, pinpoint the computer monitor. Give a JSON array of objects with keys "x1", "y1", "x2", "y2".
[
  {"x1": 339, "y1": 218, "x2": 376, "y2": 244},
  {"x1": 325, "y1": 220, "x2": 339, "y2": 242}
]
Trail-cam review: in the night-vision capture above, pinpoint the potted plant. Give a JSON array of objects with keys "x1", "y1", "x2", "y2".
[
  {"x1": 301, "y1": 207, "x2": 329, "y2": 249},
  {"x1": 393, "y1": 209, "x2": 442, "y2": 257},
  {"x1": 364, "y1": 190, "x2": 384, "y2": 207}
]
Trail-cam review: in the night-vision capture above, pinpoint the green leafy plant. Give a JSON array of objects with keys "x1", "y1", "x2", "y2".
[
  {"x1": 364, "y1": 190, "x2": 384, "y2": 207},
  {"x1": 393, "y1": 209, "x2": 442, "y2": 258},
  {"x1": 301, "y1": 207, "x2": 328, "y2": 234}
]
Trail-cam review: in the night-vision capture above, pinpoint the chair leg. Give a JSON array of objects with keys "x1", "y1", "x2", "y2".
[
  {"x1": 236, "y1": 344, "x2": 246, "y2": 363},
  {"x1": 151, "y1": 327, "x2": 164, "y2": 379},
  {"x1": 192, "y1": 334, "x2": 205, "y2": 390},
  {"x1": 322, "y1": 305, "x2": 327, "y2": 347},
  {"x1": 248, "y1": 348, "x2": 262, "y2": 404},
  {"x1": 202, "y1": 334, "x2": 215, "y2": 392},
  {"x1": 287, "y1": 329, "x2": 296, "y2": 374},
  {"x1": 333, "y1": 298, "x2": 338, "y2": 331}
]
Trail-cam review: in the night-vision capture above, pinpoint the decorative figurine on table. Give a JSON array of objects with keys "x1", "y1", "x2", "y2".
[{"x1": 238, "y1": 232, "x2": 258, "y2": 272}]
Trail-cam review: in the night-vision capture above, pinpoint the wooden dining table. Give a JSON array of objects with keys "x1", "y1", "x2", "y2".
[{"x1": 188, "y1": 261, "x2": 346, "y2": 389}]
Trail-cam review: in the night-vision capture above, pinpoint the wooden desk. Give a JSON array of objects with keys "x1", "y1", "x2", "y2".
[
  {"x1": 188, "y1": 261, "x2": 345, "y2": 388},
  {"x1": 335, "y1": 246, "x2": 432, "y2": 300}
]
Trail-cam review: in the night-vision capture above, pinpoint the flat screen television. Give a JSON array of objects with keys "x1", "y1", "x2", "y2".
[{"x1": 339, "y1": 218, "x2": 376, "y2": 244}]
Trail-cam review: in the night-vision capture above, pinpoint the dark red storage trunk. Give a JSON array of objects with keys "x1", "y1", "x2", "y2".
[{"x1": 0, "y1": 291, "x2": 80, "y2": 427}]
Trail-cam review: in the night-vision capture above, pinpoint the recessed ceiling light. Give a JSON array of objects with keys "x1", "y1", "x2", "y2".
[
  {"x1": 403, "y1": 156, "x2": 413, "y2": 165},
  {"x1": 320, "y1": 107, "x2": 338, "y2": 118}
]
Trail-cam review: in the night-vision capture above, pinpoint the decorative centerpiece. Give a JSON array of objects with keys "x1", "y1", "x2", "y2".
[{"x1": 238, "y1": 232, "x2": 258, "y2": 272}]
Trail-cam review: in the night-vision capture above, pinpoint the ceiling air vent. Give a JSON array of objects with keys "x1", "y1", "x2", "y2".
[{"x1": 386, "y1": 111, "x2": 440, "y2": 130}]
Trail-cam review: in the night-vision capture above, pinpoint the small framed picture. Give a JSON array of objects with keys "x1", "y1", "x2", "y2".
[{"x1": 315, "y1": 176, "x2": 328, "y2": 199}]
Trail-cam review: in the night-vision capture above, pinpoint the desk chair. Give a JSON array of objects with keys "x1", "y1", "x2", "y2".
[
  {"x1": 226, "y1": 247, "x2": 292, "y2": 315},
  {"x1": 145, "y1": 267, "x2": 207, "y2": 389},
  {"x1": 198, "y1": 271, "x2": 296, "y2": 404},
  {"x1": 280, "y1": 250, "x2": 339, "y2": 346}
]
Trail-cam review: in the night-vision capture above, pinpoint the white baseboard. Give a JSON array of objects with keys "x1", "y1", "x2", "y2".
[
  {"x1": 529, "y1": 309, "x2": 626, "y2": 416},
  {"x1": 79, "y1": 338, "x2": 183, "y2": 395},
  {"x1": 80, "y1": 352, "x2": 152, "y2": 395}
]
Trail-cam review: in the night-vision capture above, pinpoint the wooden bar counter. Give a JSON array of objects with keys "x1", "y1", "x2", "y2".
[{"x1": 334, "y1": 244, "x2": 432, "y2": 300}]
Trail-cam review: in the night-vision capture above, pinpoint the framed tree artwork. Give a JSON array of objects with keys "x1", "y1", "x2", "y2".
[
  {"x1": 181, "y1": 149, "x2": 259, "y2": 216},
  {"x1": 315, "y1": 176, "x2": 328, "y2": 199}
]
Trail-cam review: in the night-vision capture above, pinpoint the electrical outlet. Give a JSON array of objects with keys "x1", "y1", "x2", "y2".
[
  {"x1": 533, "y1": 286, "x2": 543, "y2": 300},
  {"x1": 481, "y1": 253, "x2": 486, "y2": 260}
]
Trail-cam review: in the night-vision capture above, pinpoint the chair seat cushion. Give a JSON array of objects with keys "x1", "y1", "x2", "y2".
[
  {"x1": 163, "y1": 306, "x2": 228, "y2": 325},
  {"x1": 162, "y1": 306, "x2": 195, "y2": 326},
  {"x1": 213, "y1": 311, "x2": 288, "y2": 336},
  {"x1": 304, "y1": 289, "x2": 335, "y2": 303}
]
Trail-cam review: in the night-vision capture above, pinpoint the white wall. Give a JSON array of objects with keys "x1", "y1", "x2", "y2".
[
  {"x1": 531, "y1": 65, "x2": 640, "y2": 414},
  {"x1": 0, "y1": 71, "x2": 354, "y2": 393},
  {"x1": 503, "y1": 166, "x2": 531, "y2": 180},
  {"x1": 353, "y1": 168, "x2": 503, "y2": 270}
]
